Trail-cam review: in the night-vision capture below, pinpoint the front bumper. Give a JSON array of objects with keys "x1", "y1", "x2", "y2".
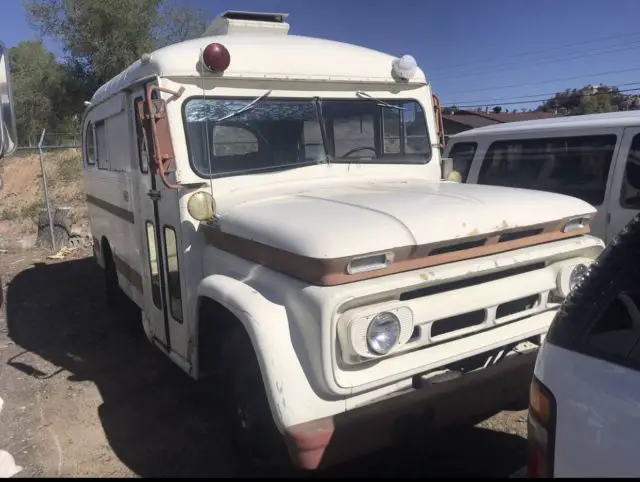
[{"x1": 284, "y1": 347, "x2": 537, "y2": 470}]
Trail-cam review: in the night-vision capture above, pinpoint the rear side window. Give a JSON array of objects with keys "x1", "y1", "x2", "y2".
[
  {"x1": 620, "y1": 133, "x2": 640, "y2": 209},
  {"x1": 447, "y1": 142, "x2": 477, "y2": 182},
  {"x1": 85, "y1": 122, "x2": 96, "y2": 165},
  {"x1": 478, "y1": 134, "x2": 617, "y2": 205}
]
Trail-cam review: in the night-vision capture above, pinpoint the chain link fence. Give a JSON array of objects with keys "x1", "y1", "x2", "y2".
[{"x1": 0, "y1": 129, "x2": 90, "y2": 251}]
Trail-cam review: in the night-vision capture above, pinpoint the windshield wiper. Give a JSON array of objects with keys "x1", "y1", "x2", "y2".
[
  {"x1": 356, "y1": 91, "x2": 405, "y2": 110},
  {"x1": 314, "y1": 96, "x2": 332, "y2": 165},
  {"x1": 216, "y1": 90, "x2": 272, "y2": 123}
]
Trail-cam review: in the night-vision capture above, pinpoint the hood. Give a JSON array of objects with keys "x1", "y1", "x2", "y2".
[{"x1": 217, "y1": 179, "x2": 596, "y2": 259}]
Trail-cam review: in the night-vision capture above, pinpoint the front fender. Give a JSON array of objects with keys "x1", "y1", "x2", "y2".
[{"x1": 196, "y1": 274, "x2": 345, "y2": 430}]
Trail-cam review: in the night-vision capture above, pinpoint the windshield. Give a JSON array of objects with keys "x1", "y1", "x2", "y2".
[{"x1": 183, "y1": 97, "x2": 431, "y2": 178}]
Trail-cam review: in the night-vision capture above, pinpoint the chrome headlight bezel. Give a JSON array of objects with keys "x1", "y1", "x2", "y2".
[
  {"x1": 339, "y1": 306, "x2": 415, "y2": 363},
  {"x1": 555, "y1": 261, "x2": 590, "y2": 298}
]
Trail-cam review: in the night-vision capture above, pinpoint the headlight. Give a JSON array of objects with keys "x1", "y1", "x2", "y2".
[
  {"x1": 367, "y1": 312, "x2": 401, "y2": 355},
  {"x1": 555, "y1": 262, "x2": 589, "y2": 298}
]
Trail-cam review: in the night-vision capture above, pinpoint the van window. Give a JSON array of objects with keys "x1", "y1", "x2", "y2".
[
  {"x1": 163, "y1": 226, "x2": 182, "y2": 322},
  {"x1": 620, "y1": 133, "x2": 640, "y2": 209},
  {"x1": 447, "y1": 142, "x2": 477, "y2": 182},
  {"x1": 479, "y1": 134, "x2": 617, "y2": 205},
  {"x1": 95, "y1": 120, "x2": 109, "y2": 170},
  {"x1": 85, "y1": 122, "x2": 96, "y2": 165},
  {"x1": 134, "y1": 97, "x2": 149, "y2": 173}
]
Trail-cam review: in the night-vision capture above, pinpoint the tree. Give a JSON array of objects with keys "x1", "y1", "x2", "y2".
[
  {"x1": 154, "y1": 2, "x2": 208, "y2": 49},
  {"x1": 536, "y1": 84, "x2": 631, "y2": 116},
  {"x1": 9, "y1": 40, "x2": 66, "y2": 146},
  {"x1": 23, "y1": 0, "x2": 208, "y2": 91}
]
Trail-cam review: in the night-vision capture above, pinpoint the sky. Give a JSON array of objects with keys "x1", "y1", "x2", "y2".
[{"x1": 2, "y1": 0, "x2": 640, "y2": 110}]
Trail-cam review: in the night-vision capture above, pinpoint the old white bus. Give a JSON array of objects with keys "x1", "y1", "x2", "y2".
[{"x1": 82, "y1": 10, "x2": 604, "y2": 471}]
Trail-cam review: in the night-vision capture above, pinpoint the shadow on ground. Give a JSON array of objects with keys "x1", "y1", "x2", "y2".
[{"x1": 4, "y1": 256, "x2": 527, "y2": 478}]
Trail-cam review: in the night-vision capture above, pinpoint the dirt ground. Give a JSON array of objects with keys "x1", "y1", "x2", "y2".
[
  {"x1": 0, "y1": 247, "x2": 528, "y2": 478},
  {"x1": 0, "y1": 150, "x2": 88, "y2": 250}
]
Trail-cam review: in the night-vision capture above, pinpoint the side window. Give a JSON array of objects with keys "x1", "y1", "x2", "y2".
[
  {"x1": 620, "y1": 133, "x2": 640, "y2": 209},
  {"x1": 447, "y1": 142, "x2": 478, "y2": 182},
  {"x1": 85, "y1": 122, "x2": 96, "y2": 165},
  {"x1": 163, "y1": 226, "x2": 182, "y2": 322},
  {"x1": 146, "y1": 222, "x2": 162, "y2": 309},
  {"x1": 402, "y1": 102, "x2": 430, "y2": 155},
  {"x1": 95, "y1": 120, "x2": 109, "y2": 170},
  {"x1": 134, "y1": 97, "x2": 149, "y2": 173},
  {"x1": 587, "y1": 287, "x2": 640, "y2": 360},
  {"x1": 479, "y1": 134, "x2": 616, "y2": 206}
]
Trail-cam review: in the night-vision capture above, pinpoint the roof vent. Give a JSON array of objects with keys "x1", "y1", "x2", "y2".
[{"x1": 202, "y1": 10, "x2": 290, "y2": 37}]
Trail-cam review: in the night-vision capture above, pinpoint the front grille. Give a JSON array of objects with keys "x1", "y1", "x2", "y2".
[
  {"x1": 400, "y1": 262, "x2": 545, "y2": 301},
  {"x1": 431, "y1": 310, "x2": 486, "y2": 337}
]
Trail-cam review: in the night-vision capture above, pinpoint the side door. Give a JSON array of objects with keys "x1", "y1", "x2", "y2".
[
  {"x1": 131, "y1": 84, "x2": 190, "y2": 365},
  {"x1": 606, "y1": 127, "x2": 640, "y2": 244}
]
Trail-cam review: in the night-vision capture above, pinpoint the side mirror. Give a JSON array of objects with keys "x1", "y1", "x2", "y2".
[
  {"x1": 441, "y1": 157, "x2": 462, "y2": 183},
  {"x1": 0, "y1": 41, "x2": 17, "y2": 159}
]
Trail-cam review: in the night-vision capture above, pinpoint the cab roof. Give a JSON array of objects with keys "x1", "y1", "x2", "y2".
[{"x1": 90, "y1": 33, "x2": 427, "y2": 105}]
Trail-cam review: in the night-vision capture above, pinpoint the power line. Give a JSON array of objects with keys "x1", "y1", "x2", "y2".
[
  {"x1": 445, "y1": 86, "x2": 640, "y2": 109},
  {"x1": 443, "y1": 81, "x2": 640, "y2": 106},
  {"x1": 429, "y1": 30, "x2": 640, "y2": 75},
  {"x1": 441, "y1": 67, "x2": 640, "y2": 95},
  {"x1": 432, "y1": 41, "x2": 640, "y2": 79}
]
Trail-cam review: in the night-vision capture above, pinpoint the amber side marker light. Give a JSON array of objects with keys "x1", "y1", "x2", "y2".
[{"x1": 527, "y1": 377, "x2": 557, "y2": 478}]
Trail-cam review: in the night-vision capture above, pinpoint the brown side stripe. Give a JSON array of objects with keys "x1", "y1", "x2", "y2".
[
  {"x1": 86, "y1": 194, "x2": 135, "y2": 224},
  {"x1": 203, "y1": 220, "x2": 590, "y2": 287},
  {"x1": 113, "y1": 254, "x2": 144, "y2": 293}
]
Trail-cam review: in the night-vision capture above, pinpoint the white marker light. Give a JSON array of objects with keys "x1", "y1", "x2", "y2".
[{"x1": 392, "y1": 54, "x2": 418, "y2": 81}]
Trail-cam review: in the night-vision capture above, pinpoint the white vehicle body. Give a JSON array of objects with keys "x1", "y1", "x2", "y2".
[
  {"x1": 443, "y1": 111, "x2": 640, "y2": 244},
  {"x1": 0, "y1": 39, "x2": 17, "y2": 159},
  {"x1": 82, "y1": 11, "x2": 605, "y2": 470},
  {"x1": 528, "y1": 215, "x2": 640, "y2": 478}
]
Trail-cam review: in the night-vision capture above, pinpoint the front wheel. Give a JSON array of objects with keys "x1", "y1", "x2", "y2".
[{"x1": 218, "y1": 329, "x2": 296, "y2": 476}]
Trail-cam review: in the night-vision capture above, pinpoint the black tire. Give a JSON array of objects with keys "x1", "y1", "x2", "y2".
[
  {"x1": 547, "y1": 213, "x2": 640, "y2": 350},
  {"x1": 104, "y1": 250, "x2": 121, "y2": 311},
  {"x1": 103, "y1": 247, "x2": 140, "y2": 332},
  {"x1": 218, "y1": 328, "x2": 295, "y2": 476}
]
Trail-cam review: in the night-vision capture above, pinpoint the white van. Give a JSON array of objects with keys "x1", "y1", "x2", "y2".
[
  {"x1": 443, "y1": 111, "x2": 640, "y2": 244},
  {"x1": 81, "y1": 10, "x2": 604, "y2": 471}
]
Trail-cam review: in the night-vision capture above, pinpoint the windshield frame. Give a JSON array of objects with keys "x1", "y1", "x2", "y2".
[{"x1": 181, "y1": 94, "x2": 432, "y2": 180}]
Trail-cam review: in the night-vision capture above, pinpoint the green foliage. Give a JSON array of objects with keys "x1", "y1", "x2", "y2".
[
  {"x1": 24, "y1": 0, "x2": 162, "y2": 87},
  {"x1": 9, "y1": 40, "x2": 65, "y2": 146},
  {"x1": 10, "y1": 0, "x2": 208, "y2": 147},
  {"x1": 537, "y1": 84, "x2": 638, "y2": 116}
]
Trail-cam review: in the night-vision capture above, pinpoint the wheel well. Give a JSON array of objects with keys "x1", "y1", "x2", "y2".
[
  {"x1": 197, "y1": 297, "x2": 247, "y2": 380},
  {"x1": 101, "y1": 237, "x2": 112, "y2": 267}
]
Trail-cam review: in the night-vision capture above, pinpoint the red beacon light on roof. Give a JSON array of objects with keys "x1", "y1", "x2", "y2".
[{"x1": 202, "y1": 43, "x2": 231, "y2": 73}]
